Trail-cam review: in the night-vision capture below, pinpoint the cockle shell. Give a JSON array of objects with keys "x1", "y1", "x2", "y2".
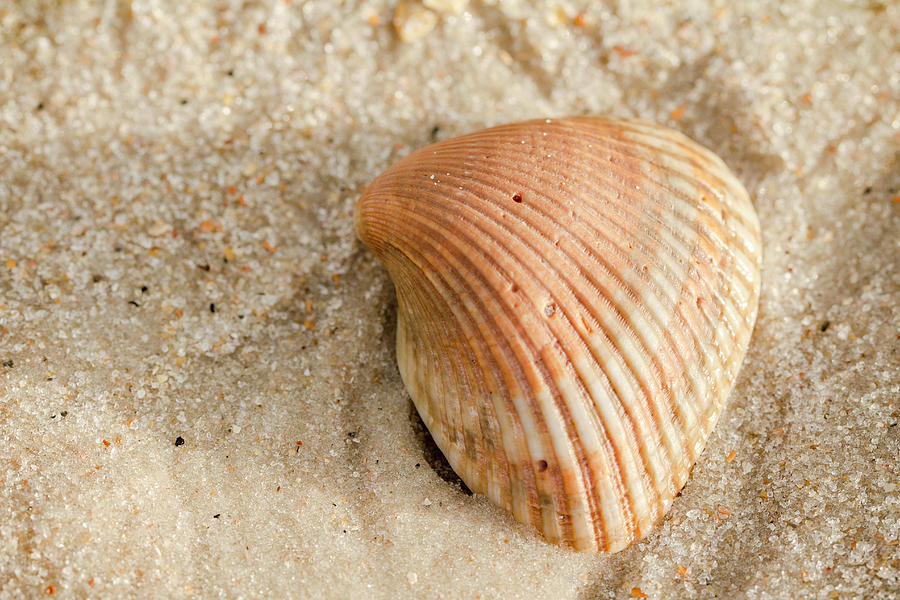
[{"x1": 355, "y1": 117, "x2": 761, "y2": 553}]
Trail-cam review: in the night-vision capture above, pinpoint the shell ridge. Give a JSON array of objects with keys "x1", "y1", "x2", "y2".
[
  {"x1": 387, "y1": 214, "x2": 591, "y2": 536},
  {"x1": 426, "y1": 116, "x2": 752, "y2": 244},
  {"x1": 539, "y1": 345, "x2": 622, "y2": 549},
  {"x1": 384, "y1": 193, "x2": 632, "y2": 547},
  {"x1": 541, "y1": 131, "x2": 737, "y2": 321},
  {"x1": 615, "y1": 121, "x2": 752, "y2": 214},
  {"x1": 400, "y1": 269, "x2": 542, "y2": 524},
  {"x1": 419, "y1": 129, "x2": 709, "y2": 292},
  {"x1": 597, "y1": 124, "x2": 760, "y2": 289},
  {"x1": 421, "y1": 130, "x2": 756, "y2": 506},
  {"x1": 571, "y1": 132, "x2": 740, "y2": 299},
  {"x1": 597, "y1": 118, "x2": 746, "y2": 197},
  {"x1": 419, "y1": 161, "x2": 691, "y2": 511},
  {"x1": 430, "y1": 161, "x2": 698, "y2": 495},
  {"x1": 393, "y1": 181, "x2": 672, "y2": 536},
  {"x1": 396, "y1": 275, "x2": 471, "y2": 475},
  {"x1": 551, "y1": 134, "x2": 753, "y2": 431},
  {"x1": 571, "y1": 125, "x2": 749, "y2": 267},
  {"x1": 388, "y1": 218, "x2": 526, "y2": 509},
  {"x1": 549, "y1": 343, "x2": 646, "y2": 544},
  {"x1": 389, "y1": 233, "x2": 544, "y2": 525},
  {"x1": 531, "y1": 136, "x2": 730, "y2": 421}
]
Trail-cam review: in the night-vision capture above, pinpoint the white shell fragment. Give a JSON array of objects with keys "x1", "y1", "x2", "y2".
[{"x1": 355, "y1": 117, "x2": 762, "y2": 553}]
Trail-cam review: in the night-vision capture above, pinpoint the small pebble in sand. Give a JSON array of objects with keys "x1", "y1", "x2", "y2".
[
  {"x1": 147, "y1": 221, "x2": 171, "y2": 237},
  {"x1": 393, "y1": 1, "x2": 437, "y2": 42}
]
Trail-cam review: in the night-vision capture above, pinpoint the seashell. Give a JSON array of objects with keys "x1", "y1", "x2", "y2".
[{"x1": 355, "y1": 117, "x2": 761, "y2": 553}]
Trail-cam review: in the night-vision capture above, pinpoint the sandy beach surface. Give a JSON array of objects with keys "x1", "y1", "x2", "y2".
[{"x1": 1, "y1": 1, "x2": 898, "y2": 598}]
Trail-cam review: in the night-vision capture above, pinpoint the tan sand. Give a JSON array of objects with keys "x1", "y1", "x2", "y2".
[{"x1": 1, "y1": 1, "x2": 898, "y2": 598}]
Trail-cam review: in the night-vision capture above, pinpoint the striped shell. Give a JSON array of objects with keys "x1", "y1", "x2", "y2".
[{"x1": 355, "y1": 117, "x2": 761, "y2": 553}]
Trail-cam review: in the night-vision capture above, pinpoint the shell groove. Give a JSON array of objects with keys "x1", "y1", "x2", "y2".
[{"x1": 355, "y1": 117, "x2": 761, "y2": 553}]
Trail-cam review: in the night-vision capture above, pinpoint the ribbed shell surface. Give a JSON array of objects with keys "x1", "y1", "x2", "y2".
[{"x1": 354, "y1": 117, "x2": 761, "y2": 553}]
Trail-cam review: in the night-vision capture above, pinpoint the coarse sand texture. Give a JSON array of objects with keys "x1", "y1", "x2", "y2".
[{"x1": 1, "y1": 1, "x2": 898, "y2": 598}]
